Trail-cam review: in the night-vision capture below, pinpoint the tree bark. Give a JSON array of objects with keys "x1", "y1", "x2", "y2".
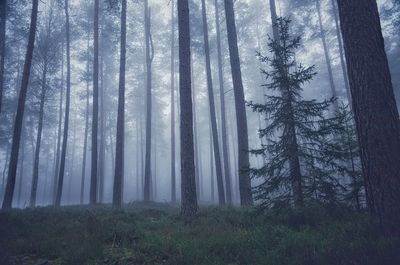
[
  {"x1": 53, "y1": 41, "x2": 64, "y2": 205},
  {"x1": 30, "y1": 61, "x2": 47, "y2": 208},
  {"x1": 2, "y1": 0, "x2": 39, "y2": 210},
  {"x1": 178, "y1": 0, "x2": 197, "y2": 217},
  {"x1": 170, "y1": 0, "x2": 176, "y2": 204},
  {"x1": 80, "y1": 22, "x2": 90, "y2": 205},
  {"x1": 337, "y1": 0, "x2": 400, "y2": 236},
  {"x1": 201, "y1": 0, "x2": 225, "y2": 205},
  {"x1": 223, "y1": 0, "x2": 253, "y2": 206},
  {"x1": 90, "y1": 0, "x2": 99, "y2": 205},
  {"x1": 144, "y1": 1, "x2": 153, "y2": 202},
  {"x1": 113, "y1": 0, "x2": 126, "y2": 208},
  {"x1": 0, "y1": 0, "x2": 6, "y2": 114},
  {"x1": 214, "y1": 0, "x2": 232, "y2": 204},
  {"x1": 55, "y1": 0, "x2": 71, "y2": 207}
]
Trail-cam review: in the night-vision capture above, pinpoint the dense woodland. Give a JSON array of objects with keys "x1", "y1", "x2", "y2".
[{"x1": 0, "y1": 0, "x2": 400, "y2": 264}]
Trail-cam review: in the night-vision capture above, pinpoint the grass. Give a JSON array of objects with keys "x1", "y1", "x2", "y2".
[{"x1": 0, "y1": 202, "x2": 399, "y2": 265}]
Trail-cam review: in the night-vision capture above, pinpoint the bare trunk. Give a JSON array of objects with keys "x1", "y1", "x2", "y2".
[
  {"x1": 113, "y1": 0, "x2": 126, "y2": 208},
  {"x1": 17, "y1": 132, "x2": 25, "y2": 208},
  {"x1": 178, "y1": 0, "x2": 197, "y2": 217},
  {"x1": 55, "y1": 0, "x2": 71, "y2": 207},
  {"x1": 170, "y1": 0, "x2": 176, "y2": 204},
  {"x1": 201, "y1": 0, "x2": 225, "y2": 205},
  {"x1": 144, "y1": 1, "x2": 153, "y2": 202},
  {"x1": 2, "y1": 0, "x2": 39, "y2": 210},
  {"x1": 214, "y1": 0, "x2": 232, "y2": 204},
  {"x1": 223, "y1": 0, "x2": 253, "y2": 206},
  {"x1": 30, "y1": 61, "x2": 47, "y2": 208},
  {"x1": 337, "y1": 0, "x2": 400, "y2": 236},
  {"x1": 90, "y1": 0, "x2": 99, "y2": 204},
  {"x1": 80, "y1": 24, "x2": 90, "y2": 205},
  {"x1": 53, "y1": 41, "x2": 64, "y2": 205},
  {"x1": 0, "y1": 0, "x2": 6, "y2": 114}
]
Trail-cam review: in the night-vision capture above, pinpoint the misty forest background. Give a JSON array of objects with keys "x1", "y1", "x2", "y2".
[{"x1": 0, "y1": 0, "x2": 400, "y2": 264}]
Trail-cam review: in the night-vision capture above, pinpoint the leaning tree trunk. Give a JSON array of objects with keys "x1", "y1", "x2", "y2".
[
  {"x1": 90, "y1": 0, "x2": 99, "y2": 205},
  {"x1": 144, "y1": 1, "x2": 154, "y2": 202},
  {"x1": 113, "y1": 0, "x2": 127, "y2": 208},
  {"x1": 316, "y1": 0, "x2": 338, "y2": 111},
  {"x1": 201, "y1": 0, "x2": 225, "y2": 205},
  {"x1": 170, "y1": 0, "x2": 177, "y2": 204},
  {"x1": 53, "y1": 41, "x2": 64, "y2": 205},
  {"x1": 55, "y1": 0, "x2": 71, "y2": 207},
  {"x1": 337, "y1": 0, "x2": 400, "y2": 236},
  {"x1": 2, "y1": 0, "x2": 38, "y2": 210},
  {"x1": 178, "y1": 0, "x2": 197, "y2": 218},
  {"x1": 214, "y1": 0, "x2": 232, "y2": 204},
  {"x1": 0, "y1": 0, "x2": 6, "y2": 114},
  {"x1": 223, "y1": 0, "x2": 253, "y2": 206},
  {"x1": 30, "y1": 60, "x2": 48, "y2": 208}
]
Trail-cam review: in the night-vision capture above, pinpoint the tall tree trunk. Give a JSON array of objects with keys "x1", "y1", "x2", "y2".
[
  {"x1": 67, "y1": 112, "x2": 76, "y2": 204},
  {"x1": 269, "y1": 0, "x2": 279, "y2": 42},
  {"x1": 55, "y1": 0, "x2": 71, "y2": 207},
  {"x1": 223, "y1": 0, "x2": 253, "y2": 206},
  {"x1": 30, "y1": 61, "x2": 48, "y2": 208},
  {"x1": 17, "y1": 132, "x2": 25, "y2": 208},
  {"x1": 331, "y1": 0, "x2": 351, "y2": 105},
  {"x1": 191, "y1": 51, "x2": 200, "y2": 199},
  {"x1": 98, "y1": 25, "x2": 105, "y2": 203},
  {"x1": 170, "y1": 0, "x2": 177, "y2": 204},
  {"x1": 209, "y1": 121, "x2": 215, "y2": 202},
  {"x1": 201, "y1": 0, "x2": 225, "y2": 205},
  {"x1": 0, "y1": 0, "x2": 6, "y2": 114},
  {"x1": 316, "y1": 0, "x2": 338, "y2": 111},
  {"x1": 53, "y1": 41, "x2": 64, "y2": 205},
  {"x1": 178, "y1": 0, "x2": 197, "y2": 217},
  {"x1": 113, "y1": 0, "x2": 126, "y2": 208},
  {"x1": 1, "y1": 0, "x2": 39, "y2": 210},
  {"x1": 90, "y1": 0, "x2": 99, "y2": 204},
  {"x1": 214, "y1": 0, "x2": 232, "y2": 204},
  {"x1": 337, "y1": 0, "x2": 400, "y2": 236},
  {"x1": 144, "y1": 1, "x2": 154, "y2": 202},
  {"x1": 80, "y1": 24, "x2": 90, "y2": 205}
]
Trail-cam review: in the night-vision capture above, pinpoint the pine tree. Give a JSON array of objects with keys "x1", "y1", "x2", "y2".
[{"x1": 248, "y1": 18, "x2": 338, "y2": 208}]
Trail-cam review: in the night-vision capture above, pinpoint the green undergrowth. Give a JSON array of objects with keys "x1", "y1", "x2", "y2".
[{"x1": 0, "y1": 202, "x2": 399, "y2": 265}]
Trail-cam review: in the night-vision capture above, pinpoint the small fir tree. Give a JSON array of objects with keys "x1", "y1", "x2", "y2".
[{"x1": 248, "y1": 18, "x2": 342, "y2": 209}]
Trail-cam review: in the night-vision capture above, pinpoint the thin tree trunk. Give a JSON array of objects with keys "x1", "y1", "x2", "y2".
[
  {"x1": 331, "y1": 0, "x2": 351, "y2": 105},
  {"x1": 55, "y1": 0, "x2": 71, "y2": 207},
  {"x1": 17, "y1": 131, "x2": 25, "y2": 208},
  {"x1": 191, "y1": 51, "x2": 200, "y2": 200},
  {"x1": 2, "y1": 0, "x2": 39, "y2": 210},
  {"x1": 316, "y1": 0, "x2": 338, "y2": 111},
  {"x1": 113, "y1": 0, "x2": 126, "y2": 208},
  {"x1": 53, "y1": 41, "x2": 64, "y2": 205},
  {"x1": 214, "y1": 0, "x2": 232, "y2": 204},
  {"x1": 223, "y1": 0, "x2": 253, "y2": 206},
  {"x1": 209, "y1": 121, "x2": 215, "y2": 203},
  {"x1": 80, "y1": 24, "x2": 90, "y2": 205},
  {"x1": 30, "y1": 61, "x2": 48, "y2": 208},
  {"x1": 201, "y1": 0, "x2": 225, "y2": 205},
  {"x1": 170, "y1": 0, "x2": 176, "y2": 204},
  {"x1": 144, "y1": 1, "x2": 153, "y2": 202},
  {"x1": 0, "y1": 0, "x2": 7, "y2": 114},
  {"x1": 90, "y1": 0, "x2": 99, "y2": 204},
  {"x1": 269, "y1": 0, "x2": 279, "y2": 42},
  {"x1": 98, "y1": 25, "x2": 105, "y2": 203},
  {"x1": 178, "y1": 0, "x2": 197, "y2": 217},
  {"x1": 337, "y1": 0, "x2": 400, "y2": 236}
]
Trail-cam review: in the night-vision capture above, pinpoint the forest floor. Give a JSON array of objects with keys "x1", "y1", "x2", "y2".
[{"x1": 0, "y1": 202, "x2": 399, "y2": 265}]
